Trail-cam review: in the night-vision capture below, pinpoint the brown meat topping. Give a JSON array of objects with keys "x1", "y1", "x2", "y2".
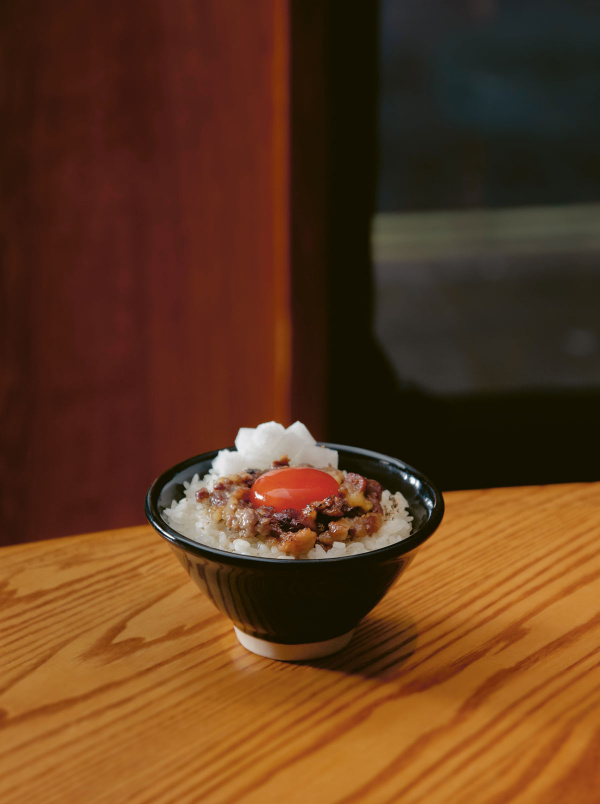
[
  {"x1": 328, "y1": 512, "x2": 382, "y2": 542},
  {"x1": 279, "y1": 528, "x2": 318, "y2": 557},
  {"x1": 195, "y1": 458, "x2": 384, "y2": 557}
]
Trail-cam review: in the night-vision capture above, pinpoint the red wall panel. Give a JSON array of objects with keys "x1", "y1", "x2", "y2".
[{"x1": 1, "y1": 1, "x2": 299, "y2": 543}]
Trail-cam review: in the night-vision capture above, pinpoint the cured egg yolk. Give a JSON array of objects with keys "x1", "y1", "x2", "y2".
[{"x1": 250, "y1": 467, "x2": 340, "y2": 512}]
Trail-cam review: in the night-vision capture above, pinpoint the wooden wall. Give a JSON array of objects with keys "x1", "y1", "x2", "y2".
[{"x1": 1, "y1": 1, "x2": 329, "y2": 545}]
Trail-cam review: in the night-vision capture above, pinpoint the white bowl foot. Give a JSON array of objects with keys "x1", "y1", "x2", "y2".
[{"x1": 234, "y1": 627, "x2": 355, "y2": 661}]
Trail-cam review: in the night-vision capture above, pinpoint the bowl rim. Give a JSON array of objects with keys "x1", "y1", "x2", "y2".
[{"x1": 145, "y1": 442, "x2": 445, "y2": 567}]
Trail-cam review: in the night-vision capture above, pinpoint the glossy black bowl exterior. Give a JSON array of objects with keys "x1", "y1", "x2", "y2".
[{"x1": 145, "y1": 444, "x2": 444, "y2": 645}]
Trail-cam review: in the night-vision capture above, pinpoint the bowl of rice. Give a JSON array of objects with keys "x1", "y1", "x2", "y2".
[{"x1": 145, "y1": 422, "x2": 444, "y2": 661}]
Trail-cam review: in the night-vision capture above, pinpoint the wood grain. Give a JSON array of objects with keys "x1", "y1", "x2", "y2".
[
  {"x1": 1, "y1": 483, "x2": 600, "y2": 803},
  {"x1": 0, "y1": 0, "x2": 297, "y2": 545}
]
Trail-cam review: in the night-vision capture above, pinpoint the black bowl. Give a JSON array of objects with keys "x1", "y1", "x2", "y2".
[{"x1": 145, "y1": 443, "x2": 444, "y2": 660}]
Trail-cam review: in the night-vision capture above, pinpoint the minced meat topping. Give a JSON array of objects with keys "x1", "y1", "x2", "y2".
[{"x1": 195, "y1": 457, "x2": 384, "y2": 557}]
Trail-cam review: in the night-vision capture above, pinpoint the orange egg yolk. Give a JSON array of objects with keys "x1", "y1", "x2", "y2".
[{"x1": 250, "y1": 467, "x2": 340, "y2": 512}]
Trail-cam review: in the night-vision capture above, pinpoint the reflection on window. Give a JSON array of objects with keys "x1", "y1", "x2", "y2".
[{"x1": 372, "y1": 0, "x2": 600, "y2": 486}]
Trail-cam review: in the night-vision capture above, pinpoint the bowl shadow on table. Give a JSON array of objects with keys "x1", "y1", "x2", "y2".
[{"x1": 302, "y1": 608, "x2": 419, "y2": 681}]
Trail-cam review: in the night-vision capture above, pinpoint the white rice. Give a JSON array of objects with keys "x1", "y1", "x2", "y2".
[
  {"x1": 162, "y1": 422, "x2": 413, "y2": 559},
  {"x1": 163, "y1": 472, "x2": 413, "y2": 560}
]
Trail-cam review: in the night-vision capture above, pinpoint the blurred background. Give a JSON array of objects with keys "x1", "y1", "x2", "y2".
[
  {"x1": 2, "y1": 0, "x2": 599, "y2": 546},
  {"x1": 330, "y1": 0, "x2": 600, "y2": 491}
]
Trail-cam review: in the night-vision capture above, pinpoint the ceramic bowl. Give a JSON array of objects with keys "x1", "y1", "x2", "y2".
[{"x1": 145, "y1": 443, "x2": 444, "y2": 661}]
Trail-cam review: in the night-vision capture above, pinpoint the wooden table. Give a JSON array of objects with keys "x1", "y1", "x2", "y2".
[{"x1": 1, "y1": 483, "x2": 599, "y2": 803}]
